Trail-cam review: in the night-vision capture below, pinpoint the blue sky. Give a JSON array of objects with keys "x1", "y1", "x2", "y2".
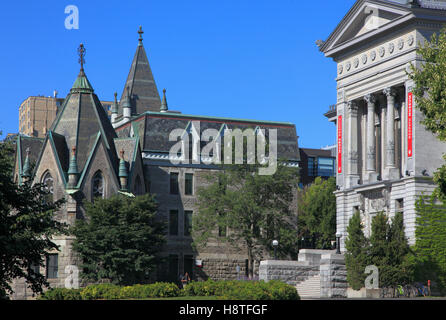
[{"x1": 0, "y1": 0, "x2": 356, "y2": 148}]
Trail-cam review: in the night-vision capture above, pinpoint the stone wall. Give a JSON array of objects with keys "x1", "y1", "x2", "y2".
[
  {"x1": 320, "y1": 253, "x2": 347, "y2": 298},
  {"x1": 259, "y1": 249, "x2": 347, "y2": 299},
  {"x1": 259, "y1": 260, "x2": 319, "y2": 286}
]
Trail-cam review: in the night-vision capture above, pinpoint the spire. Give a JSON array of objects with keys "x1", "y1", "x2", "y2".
[
  {"x1": 68, "y1": 146, "x2": 79, "y2": 175},
  {"x1": 67, "y1": 146, "x2": 79, "y2": 188},
  {"x1": 160, "y1": 88, "x2": 168, "y2": 112},
  {"x1": 71, "y1": 43, "x2": 94, "y2": 93},
  {"x1": 117, "y1": 27, "x2": 161, "y2": 115},
  {"x1": 22, "y1": 147, "x2": 31, "y2": 179},
  {"x1": 138, "y1": 26, "x2": 144, "y2": 46},
  {"x1": 119, "y1": 149, "x2": 128, "y2": 190},
  {"x1": 122, "y1": 86, "x2": 132, "y2": 120},
  {"x1": 112, "y1": 92, "x2": 118, "y2": 113}
]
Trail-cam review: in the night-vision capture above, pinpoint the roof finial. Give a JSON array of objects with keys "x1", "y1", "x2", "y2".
[
  {"x1": 138, "y1": 26, "x2": 144, "y2": 46},
  {"x1": 160, "y1": 88, "x2": 168, "y2": 112},
  {"x1": 78, "y1": 43, "x2": 86, "y2": 71}
]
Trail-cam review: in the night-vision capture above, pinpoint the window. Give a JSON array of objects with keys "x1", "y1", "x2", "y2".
[
  {"x1": 170, "y1": 172, "x2": 179, "y2": 195},
  {"x1": 41, "y1": 171, "x2": 54, "y2": 203},
  {"x1": 318, "y1": 157, "x2": 335, "y2": 177},
  {"x1": 169, "y1": 210, "x2": 178, "y2": 236},
  {"x1": 396, "y1": 199, "x2": 404, "y2": 214},
  {"x1": 92, "y1": 171, "x2": 104, "y2": 199},
  {"x1": 168, "y1": 254, "x2": 179, "y2": 282},
  {"x1": 29, "y1": 262, "x2": 40, "y2": 278},
  {"x1": 185, "y1": 173, "x2": 193, "y2": 195},
  {"x1": 308, "y1": 157, "x2": 316, "y2": 176},
  {"x1": 46, "y1": 254, "x2": 58, "y2": 279},
  {"x1": 184, "y1": 210, "x2": 193, "y2": 236}
]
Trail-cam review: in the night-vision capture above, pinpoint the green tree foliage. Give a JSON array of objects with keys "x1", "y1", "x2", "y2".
[
  {"x1": 0, "y1": 139, "x2": 66, "y2": 298},
  {"x1": 408, "y1": 28, "x2": 446, "y2": 199},
  {"x1": 345, "y1": 210, "x2": 413, "y2": 290},
  {"x1": 193, "y1": 161, "x2": 299, "y2": 278},
  {"x1": 344, "y1": 210, "x2": 369, "y2": 290},
  {"x1": 71, "y1": 193, "x2": 166, "y2": 286},
  {"x1": 411, "y1": 195, "x2": 446, "y2": 292},
  {"x1": 297, "y1": 177, "x2": 336, "y2": 249}
]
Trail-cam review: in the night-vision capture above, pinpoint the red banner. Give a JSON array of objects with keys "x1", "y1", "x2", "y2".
[
  {"x1": 337, "y1": 115, "x2": 342, "y2": 173},
  {"x1": 408, "y1": 92, "x2": 413, "y2": 157}
]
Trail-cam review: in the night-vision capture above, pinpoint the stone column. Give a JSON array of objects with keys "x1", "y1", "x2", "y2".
[
  {"x1": 383, "y1": 87, "x2": 400, "y2": 180},
  {"x1": 365, "y1": 94, "x2": 379, "y2": 182},
  {"x1": 346, "y1": 101, "x2": 359, "y2": 188}
]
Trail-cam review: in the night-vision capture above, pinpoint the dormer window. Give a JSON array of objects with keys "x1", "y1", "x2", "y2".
[{"x1": 92, "y1": 171, "x2": 104, "y2": 199}]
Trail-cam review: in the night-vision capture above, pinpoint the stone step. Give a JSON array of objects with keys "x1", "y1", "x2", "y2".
[{"x1": 295, "y1": 274, "x2": 321, "y2": 299}]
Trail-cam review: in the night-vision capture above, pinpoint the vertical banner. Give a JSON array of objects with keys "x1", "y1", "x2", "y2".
[
  {"x1": 408, "y1": 92, "x2": 413, "y2": 157},
  {"x1": 337, "y1": 115, "x2": 342, "y2": 173}
]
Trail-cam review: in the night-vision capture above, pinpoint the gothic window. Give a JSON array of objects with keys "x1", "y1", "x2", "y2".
[
  {"x1": 92, "y1": 171, "x2": 104, "y2": 199},
  {"x1": 41, "y1": 171, "x2": 54, "y2": 203}
]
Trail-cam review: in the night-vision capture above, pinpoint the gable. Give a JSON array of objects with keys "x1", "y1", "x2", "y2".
[{"x1": 321, "y1": 0, "x2": 412, "y2": 57}]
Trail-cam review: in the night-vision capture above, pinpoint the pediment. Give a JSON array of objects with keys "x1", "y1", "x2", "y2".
[{"x1": 321, "y1": 0, "x2": 412, "y2": 56}]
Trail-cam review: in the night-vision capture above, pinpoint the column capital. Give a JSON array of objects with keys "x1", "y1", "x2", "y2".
[
  {"x1": 383, "y1": 87, "x2": 397, "y2": 98},
  {"x1": 364, "y1": 93, "x2": 377, "y2": 105},
  {"x1": 346, "y1": 100, "x2": 359, "y2": 113}
]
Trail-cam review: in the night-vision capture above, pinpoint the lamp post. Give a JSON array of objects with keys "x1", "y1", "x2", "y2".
[
  {"x1": 272, "y1": 240, "x2": 278, "y2": 260},
  {"x1": 336, "y1": 232, "x2": 342, "y2": 254}
]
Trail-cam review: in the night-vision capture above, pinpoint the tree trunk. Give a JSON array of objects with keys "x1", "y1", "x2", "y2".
[{"x1": 247, "y1": 246, "x2": 254, "y2": 279}]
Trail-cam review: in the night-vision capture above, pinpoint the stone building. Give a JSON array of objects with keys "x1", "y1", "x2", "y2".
[
  {"x1": 321, "y1": 0, "x2": 446, "y2": 252},
  {"x1": 11, "y1": 28, "x2": 300, "y2": 297}
]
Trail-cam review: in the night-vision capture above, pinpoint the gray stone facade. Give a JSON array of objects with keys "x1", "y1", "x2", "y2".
[{"x1": 321, "y1": 0, "x2": 446, "y2": 252}]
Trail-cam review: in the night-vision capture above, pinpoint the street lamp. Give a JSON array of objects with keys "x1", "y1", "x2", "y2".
[
  {"x1": 336, "y1": 232, "x2": 342, "y2": 254},
  {"x1": 272, "y1": 240, "x2": 278, "y2": 260}
]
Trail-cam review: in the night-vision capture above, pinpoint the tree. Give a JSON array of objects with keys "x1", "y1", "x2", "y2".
[
  {"x1": 297, "y1": 177, "x2": 336, "y2": 249},
  {"x1": 345, "y1": 210, "x2": 413, "y2": 290},
  {"x1": 411, "y1": 195, "x2": 446, "y2": 292},
  {"x1": 344, "y1": 210, "x2": 369, "y2": 290},
  {"x1": 408, "y1": 28, "x2": 446, "y2": 199},
  {"x1": 193, "y1": 161, "x2": 299, "y2": 278},
  {"x1": 0, "y1": 139, "x2": 66, "y2": 299},
  {"x1": 71, "y1": 193, "x2": 166, "y2": 286}
]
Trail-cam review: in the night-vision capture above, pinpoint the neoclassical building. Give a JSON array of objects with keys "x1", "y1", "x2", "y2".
[
  {"x1": 322, "y1": 0, "x2": 446, "y2": 251},
  {"x1": 12, "y1": 28, "x2": 300, "y2": 298}
]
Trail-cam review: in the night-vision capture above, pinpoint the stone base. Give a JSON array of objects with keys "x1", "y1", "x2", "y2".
[
  {"x1": 366, "y1": 172, "x2": 379, "y2": 183},
  {"x1": 347, "y1": 287, "x2": 380, "y2": 298},
  {"x1": 384, "y1": 167, "x2": 400, "y2": 181},
  {"x1": 346, "y1": 174, "x2": 360, "y2": 188}
]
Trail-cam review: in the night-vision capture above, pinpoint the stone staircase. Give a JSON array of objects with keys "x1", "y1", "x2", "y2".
[{"x1": 295, "y1": 274, "x2": 321, "y2": 299}]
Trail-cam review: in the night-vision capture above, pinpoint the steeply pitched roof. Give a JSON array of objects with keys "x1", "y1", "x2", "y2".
[
  {"x1": 50, "y1": 67, "x2": 119, "y2": 175},
  {"x1": 116, "y1": 111, "x2": 300, "y2": 162},
  {"x1": 118, "y1": 28, "x2": 161, "y2": 116}
]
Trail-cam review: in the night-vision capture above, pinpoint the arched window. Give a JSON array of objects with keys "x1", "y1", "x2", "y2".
[
  {"x1": 92, "y1": 171, "x2": 104, "y2": 199},
  {"x1": 41, "y1": 171, "x2": 54, "y2": 203},
  {"x1": 134, "y1": 175, "x2": 143, "y2": 196}
]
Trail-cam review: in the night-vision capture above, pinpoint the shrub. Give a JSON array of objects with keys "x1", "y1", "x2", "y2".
[
  {"x1": 39, "y1": 288, "x2": 82, "y2": 300},
  {"x1": 182, "y1": 279, "x2": 299, "y2": 300},
  {"x1": 36, "y1": 279, "x2": 299, "y2": 300},
  {"x1": 80, "y1": 283, "x2": 120, "y2": 300}
]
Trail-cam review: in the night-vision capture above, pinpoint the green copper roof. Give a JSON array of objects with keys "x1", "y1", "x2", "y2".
[{"x1": 70, "y1": 69, "x2": 94, "y2": 93}]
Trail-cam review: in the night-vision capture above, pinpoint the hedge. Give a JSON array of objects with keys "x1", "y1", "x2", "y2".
[{"x1": 39, "y1": 280, "x2": 299, "y2": 300}]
